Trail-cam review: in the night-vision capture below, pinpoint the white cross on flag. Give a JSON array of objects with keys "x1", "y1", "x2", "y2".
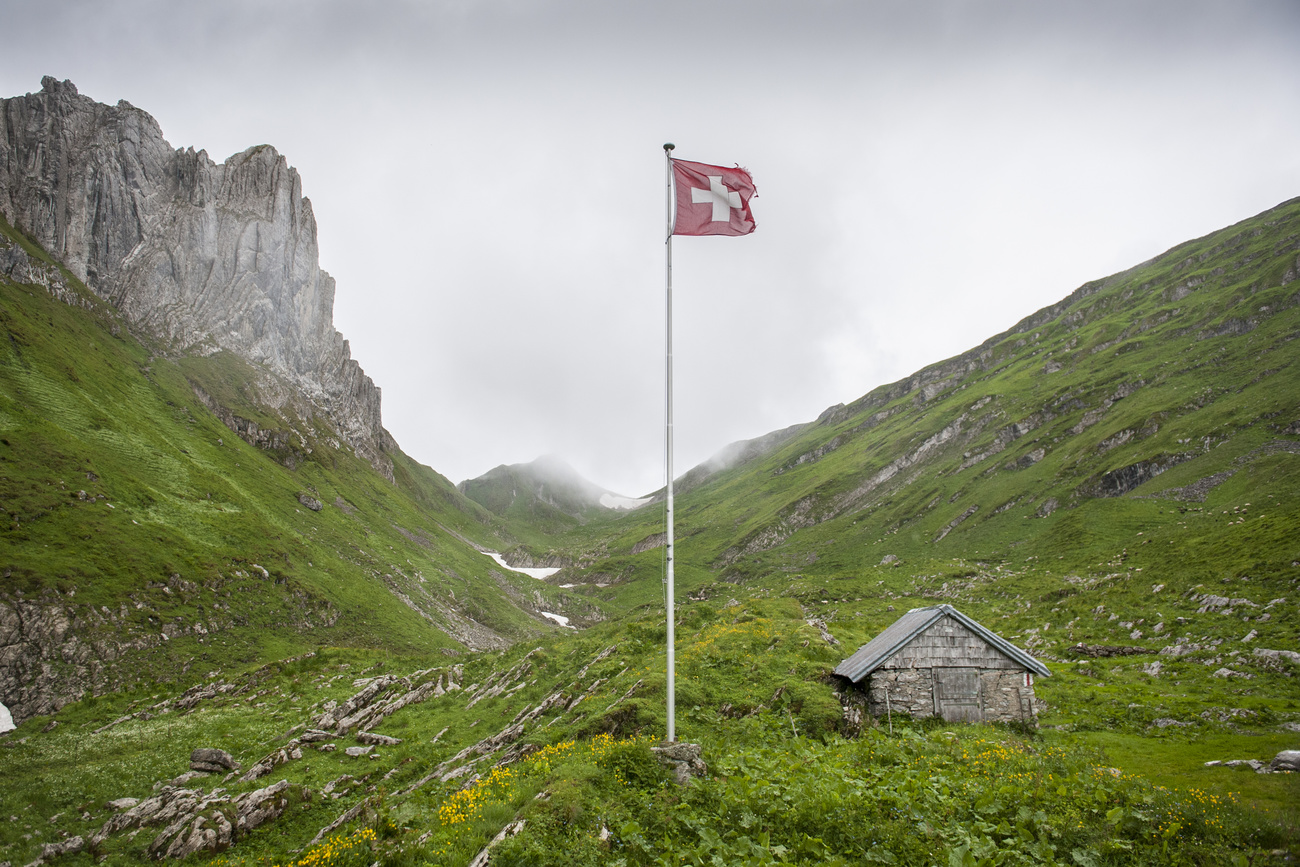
[{"x1": 670, "y1": 158, "x2": 757, "y2": 237}]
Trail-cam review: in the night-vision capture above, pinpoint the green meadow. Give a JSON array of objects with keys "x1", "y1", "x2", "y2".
[{"x1": 3, "y1": 194, "x2": 1299, "y2": 864}]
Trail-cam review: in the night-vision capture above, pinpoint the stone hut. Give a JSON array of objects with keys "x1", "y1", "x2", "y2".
[{"x1": 834, "y1": 604, "x2": 1049, "y2": 724}]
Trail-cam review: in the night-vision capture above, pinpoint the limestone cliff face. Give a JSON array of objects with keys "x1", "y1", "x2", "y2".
[{"x1": 0, "y1": 77, "x2": 390, "y2": 477}]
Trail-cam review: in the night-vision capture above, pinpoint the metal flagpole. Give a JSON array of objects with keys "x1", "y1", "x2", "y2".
[{"x1": 662, "y1": 141, "x2": 676, "y2": 743}]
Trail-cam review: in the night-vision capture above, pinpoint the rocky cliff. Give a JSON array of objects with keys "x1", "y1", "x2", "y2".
[{"x1": 0, "y1": 77, "x2": 390, "y2": 477}]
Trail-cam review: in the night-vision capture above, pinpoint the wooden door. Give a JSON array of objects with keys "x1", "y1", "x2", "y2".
[{"x1": 933, "y1": 667, "x2": 982, "y2": 722}]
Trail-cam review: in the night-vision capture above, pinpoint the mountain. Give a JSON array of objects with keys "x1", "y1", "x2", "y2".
[
  {"x1": 460, "y1": 455, "x2": 647, "y2": 530},
  {"x1": 1, "y1": 77, "x2": 388, "y2": 476},
  {"x1": 0, "y1": 79, "x2": 597, "y2": 725},
  {"x1": 538, "y1": 197, "x2": 1300, "y2": 619},
  {"x1": 1, "y1": 76, "x2": 1298, "y2": 864}
]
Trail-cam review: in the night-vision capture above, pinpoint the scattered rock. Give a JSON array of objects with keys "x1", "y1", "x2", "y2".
[
  {"x1": 299, "y1": 729, "x2": 334, "y2": 743},
  {"x1": 1212, "y1": 667, "x2": 1253, "y2": 679},
  {"x1": 1205, "y1": 759, "x2": 1265, "y2": 771},
  {"x1": 1201, "y1": 707, "x2": 1258, "y2": 723},
  {"x1": 163, "y1": 771, "x2": 210, "y2": 788},
  {"x1": 651, "y1": 742, "x2": 707, "y2": 785},
  {"x1": 1150, "y1": 718, "x2": 1191, "y2": 728},
  {"x1": 1068, "y1": 644, "x2": 1148, "y2": 658},
  {"x1": 106, "y1": 798, "x2": 139, "y2": 812},
  {"x1": 345, "y1": 745, "x2": 373, "y2": 757},
  {"x1": 39, "y1": 835, "x2": 85, "y2": 860},
  {"x1": 1160, "y1": 642, "x2": 1205, "y2": 657},
  {"x1": 804, "y1": 618, "x2": 839, "y2": 646},
  {"x1": 1194, "y1": 594, "x2": 1259, "y2": 614},
  {"x1": 355, "y1": 731, "x2": 402, "y2": 746},
  {"x1": 879, "y1": 554, "x2": 899, "y2": 566},
  {"x1": 240, "y1": 742, "x2": 303, "y2": 782},
  {"x1": 467, "y1": 819, "x2": 526, "y2": 867},
  {"x1": 1254, "y1": 648, "x2": 1300, "y2": 664}
]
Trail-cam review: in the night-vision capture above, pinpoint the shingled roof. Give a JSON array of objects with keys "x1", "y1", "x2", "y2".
[{"x1": 834, "y1": 604, "x2": 1050, "y2": 682}]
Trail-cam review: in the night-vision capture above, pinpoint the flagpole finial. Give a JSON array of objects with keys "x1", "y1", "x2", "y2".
[{"x1": 663, "y1": 142, "x2": 675, "y2": 152}]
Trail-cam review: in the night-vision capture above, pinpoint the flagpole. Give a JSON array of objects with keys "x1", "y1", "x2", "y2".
[{"x1": 663, "y1": 141, "x2": 676, "y2": 744}]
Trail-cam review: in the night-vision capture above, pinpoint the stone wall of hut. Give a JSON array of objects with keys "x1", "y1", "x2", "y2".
[{"x1": 862, "y1": 614, "x2": 1039, "y2": 723}]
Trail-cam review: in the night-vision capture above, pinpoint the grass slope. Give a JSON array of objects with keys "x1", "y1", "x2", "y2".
[
  {"x1": 0, "y1": 214, "x2": 592, "y2": 721},
  {"x1": 483, "y1": 198, "x2": 1300, "y2": 849},
  {"x1": 1, "y1": 600, "x2": 1293, "y2": 865},
  {"x1": 3, "y1": 191, "x2": 1299, "y2": 866}
]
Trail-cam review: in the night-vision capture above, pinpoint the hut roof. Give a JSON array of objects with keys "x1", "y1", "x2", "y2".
[{"x1": 834, "y1": 604, "x2": 1050, "y2": 682}]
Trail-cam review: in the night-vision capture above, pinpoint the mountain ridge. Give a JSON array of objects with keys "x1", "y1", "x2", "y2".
[
  {"x1": 0, "y1": 79, "x2": 605, "y2": 725},
  {"x1": 0, "y1": 76, "x2": 391, "y2": 477}
]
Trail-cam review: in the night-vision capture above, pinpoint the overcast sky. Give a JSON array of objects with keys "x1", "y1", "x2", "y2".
[{"x1": 4, "y1": 1, "x2": 1299, "y2": 497}]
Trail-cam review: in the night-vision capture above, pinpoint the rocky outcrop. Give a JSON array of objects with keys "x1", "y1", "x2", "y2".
[
  {"x1": 87, "y1": 778, "x2": 304, "y2": 859},
  {"x1": 0, "y1": 77, "x2": 391, "y2": 478},
  {"x1": 0, "y1": 581, "x2": 334, "y2": 724},
  {"x1": 0, "y1": 593, "x2": 121, "y2": 724}
]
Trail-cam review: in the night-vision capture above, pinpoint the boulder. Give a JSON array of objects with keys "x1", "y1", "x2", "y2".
[
  {"x1": 1268, "y1": 750, "x2": 1300, "y2": 772},
  {"x1": 651, "y1": 742, "x2": 707, "y2": 785},
  {"x1": 40, "y1": 835, "x2": 85, "y2": 860},
  {"x1": 345, "y1": 745, "x2": 373, "y2": 757},
  {"x1": 190, "y1": 748, "x2": 239, "y2": 771}
]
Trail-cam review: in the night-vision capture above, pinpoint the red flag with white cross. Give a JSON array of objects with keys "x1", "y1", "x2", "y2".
[{"x1": 670, "y1": 158, "x2": 757, "y2": 237}]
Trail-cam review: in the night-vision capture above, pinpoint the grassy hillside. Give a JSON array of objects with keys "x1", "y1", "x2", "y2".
[
  {"x1": 457, "y1": 456, "x2": 635, "y2": 556},
  {"x1": 1, "y1": 599, "x2": 1293, "y2": 866},
  {"x1": 537, "y1": 197, "x2": 1300, "y2": 635},
  {"x1": 2, "y1": 193, "x2": 1298, "y2": 866},
  {"x1": 0, "y1": 213, "x2": 595, "y2": 723}
]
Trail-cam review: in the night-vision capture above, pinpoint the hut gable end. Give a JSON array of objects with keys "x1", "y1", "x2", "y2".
[{"x1": 885, "y1": 618, "x2": 1021, "y2": 671}]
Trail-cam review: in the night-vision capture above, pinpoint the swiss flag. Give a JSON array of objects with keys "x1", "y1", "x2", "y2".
[{"x1": 671, "y1": 159, "x2": 756, "y2": 237}]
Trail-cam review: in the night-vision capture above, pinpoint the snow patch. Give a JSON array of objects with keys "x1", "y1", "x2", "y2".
[
  {"x1": 483, "y1": 552, "x2": 560, "y2": 580},
  {"x1": 540, "y1": 612, "x2": 575, "y2": 629},
  {"x1": 0, "y1": 702, "x2": 15, "y2": 734}
]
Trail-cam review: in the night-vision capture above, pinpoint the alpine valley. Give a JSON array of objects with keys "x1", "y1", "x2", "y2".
[{"x1": 1, "y1": 78, "x2": 1297, "y2": 867}]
